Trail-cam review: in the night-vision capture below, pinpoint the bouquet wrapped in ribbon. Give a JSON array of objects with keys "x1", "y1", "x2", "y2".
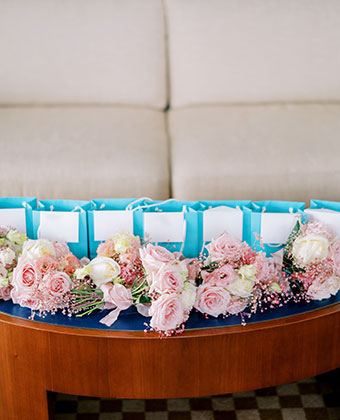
[
  {"x1": 70, "y1": 233, "x2": 197, "y2": 336},
  {"x1": 139, "y1": 244, "x2": 197, "y2": 336},
  {"x1": 10, "y1": 239, "x2": 81, "y2": 313},
  {"x1": 283, "y1": 220, "x2": 340, "y2": 301},
  {"x1": 69, "y1": 233, "x2": 148, "y2": 326},
  {"x1": 0, "y1": 226, "x2": 27, "y2": 300},
  {"x1": 195, "y1": 233, "x2": 285, "y2": 322}
]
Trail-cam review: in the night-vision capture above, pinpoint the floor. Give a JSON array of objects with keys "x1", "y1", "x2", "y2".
[{"x1": 52, "y1": 368, "x2": 340, "y2": 420}]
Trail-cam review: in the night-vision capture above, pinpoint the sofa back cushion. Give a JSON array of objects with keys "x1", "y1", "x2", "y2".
[
  {"x1": 0, "y1": 0, "x2": 166, "y2": 108},
  {"x1": 166, "y1": 0, "x2": 340, "y2": 108}
]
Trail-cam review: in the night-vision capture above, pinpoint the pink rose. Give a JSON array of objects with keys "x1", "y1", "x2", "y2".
[
  {"x1": 185, "y1": 258, "x2": 201, "y2": 282},
  {"x1": 152, "y1": 263, "x2": 184, "y2": 293},
  {"x1": 307, "y1": 275, "x2": 340, "y2": 300},
  {"x1": 254, "y1": 253, "x2": 271, "y2": 282},
  {"x1": 0, "y1": 285, "x2": 12, "y2": 301},
  {"x1": 194, "y1": 284, "x2": 230, "y2": 317},
  {"x1": 62, "y1": 253, "x2": 81, "y2": 276},
  {"x1": 140, "y1": 244, "x2": 175, "y2": 274},
  {"x1": 100, "y1": 283, "x2": 133, "y2": 310},
  {"x1": 302, "y1": 221, "x2": 335, "y2": 242},
  {"x1": 0, "y1": 262, "x2": 7, "y2": 278},
  {"x1": 149, "y1": 293, "x2": 185, "y2": 332},
  {"x1": 12, "y1": 259, "x2": 39, "y2": 293},
  {"x1": 97, "y1": 239, "x2": 115, "y2": 258},
  {"x1": 43, "y1": 271, "x2": 71, "y2": 297},
  {"x1": 54, "y1": 242, "x2": 70, "y2": 259},
  {"x1": 10, "y1": 288, "x2": 40, "y2": 310},
  {"x1": 202, "y1": 265, "x2": 236, "y2": 288},
  {"x1": 206, "y1": 233, "x2": 243, "y2": 263},
  {"x1": 226, "y1": 297, "x2": 247, "y2": 314},
  {"x1": 122, "y1": 237, "x2": 142, "y2": 260},
  {"x1": 36, "y1": 255, "x2": 59, "y2": 277},
  {"x1": 119, "y1": 250, "x2": 139, "y2": 266}
]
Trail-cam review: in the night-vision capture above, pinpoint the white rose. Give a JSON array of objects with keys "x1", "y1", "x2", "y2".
[
  {"x1": 7, "y1": 230, "x2": 27, "y2": 245},
  {"x1": 227, "y1": 275, "x2": 254, "y2": 298},
  {"x1": 21, "y1": 239, "x2": 56, "y2": 260},
  {"x1": 174, "y1": 260, "x2": 189, "y2": 281},
  {"x1": 180, "y1": 281, "x2": 196, "y2": 312},
  {"x1": 112, "y1": 233, "x2": 136, "y2": 254},
  {"x1": 74, "y1": 265, "x2": 91, "y2": 280},
  {"x1": 238, "y1": 264, "x2": 257, "y2": 281},
  {"x1": 0, "y1": 248, "x2": 16, "y2": 266},
  {"x1": 0, "y1": 276, "x2": 9, "y2": 288},
  {"x1": 270, "y1": 282, "x2": 282, "y2": 294},
  {"x1": 88, "y1": 256, "x2": 121, "y2": 287},
  {"x1": 292, "y1": 234, "x2": 329, "y2": 265}
]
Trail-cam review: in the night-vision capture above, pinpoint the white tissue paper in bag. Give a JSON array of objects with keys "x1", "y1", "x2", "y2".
[
  {"x1": 93, "y1": 210, "x2": 134, "y2": 241},
  {"x1": 305, "y1": 208, "x2": 340, "y2": 237},
  {"x1": 261, "y1": 212, "x2": 297, "y2": 244},
  {"x1": 39, "y1": 211, "x2": 79, "y2": 243},
  {"x1": 0, "y1": 208, "x2": 26, "y2": 234},
  {"x1": 144, "y1": 212, "x2": 185, "y2": 243},
  {"x1": 203, "y1": 206, "x2": 243, "y2": 242}
]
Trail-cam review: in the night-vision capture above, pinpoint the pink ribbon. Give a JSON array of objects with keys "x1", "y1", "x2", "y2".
[{"x1": 99, "y1": 305, "x2": 130, "y2": 327}]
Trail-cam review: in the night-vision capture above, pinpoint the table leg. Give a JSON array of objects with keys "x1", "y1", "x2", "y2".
[{"x1": 0, "y1": 321, "x2": 50, "y2": 420}]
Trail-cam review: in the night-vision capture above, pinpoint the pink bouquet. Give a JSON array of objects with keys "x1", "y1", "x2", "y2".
[
  {"x1": 139, "y1": 244, "x2": 197, "y2": 336},
  {"x1": 195, "y1": 233, "x2": 284, "y2": 322},
  {"x1": 69, "y1": 233, "x2": 146, "y2": 326},
  {"x1": 283, "y1": 220, "x2": 340, "y2": 301},
  {"x1": 0, "y1": 226, "x2": 27, "y2": 301},
  {"x1": 70, "y1": 236, "x2": 197, "y2": 336},
  {"x1": 10, "y1": 238, "x2": 81, "y2": 314}
]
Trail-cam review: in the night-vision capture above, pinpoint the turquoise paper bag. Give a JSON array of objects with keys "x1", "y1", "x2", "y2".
[
  {"x1": 305, "y1": 199, "x2": 340, "y2": 237},
  {"x1": 87, "y1": 198, "x2": 146, "y2": 259},
  {"x1": 32, "y1": 200, "x2": 90, "y2": 259},
  {"x1": 245, "y1": 200, "x2": 305, "y2": 255},
  {"x1": 197, "y1": 200, "x2": 252, "y2": 256},
  {"x1": 140, "y1": 199, "x2": 200, "y2": 258},
  {"x1": 0, "y1": 197, "x2": 36, "y2": 238}
]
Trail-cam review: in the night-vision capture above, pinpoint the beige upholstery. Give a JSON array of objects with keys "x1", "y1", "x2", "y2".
[
  {"x1": 0, "y1": 107, "x2": 169, "y2": 199},
  {"x1": 1, "y1": 0, "x2": 340, "y2": 203},
  {"x1": 0, "y1": 0, "x2": 166, "y2": 108},
  {"x1": 169, "y1": 104, "x2": 340, "y2": 202},
  {"x1": 165, "y1": 0, "x2": 340, "y2": 107}
]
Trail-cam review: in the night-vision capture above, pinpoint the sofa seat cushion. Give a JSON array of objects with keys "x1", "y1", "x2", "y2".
[
  {"x1": 169, "y1": 104, "x2": 340, "y2": 202},
  {"x1": 0, "y1": 107, "x2": 169, "y2": 200}
]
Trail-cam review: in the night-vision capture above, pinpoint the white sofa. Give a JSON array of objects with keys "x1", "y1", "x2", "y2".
[{"x1": 1, "y1": 0, "x2": 340, "y2": 203}]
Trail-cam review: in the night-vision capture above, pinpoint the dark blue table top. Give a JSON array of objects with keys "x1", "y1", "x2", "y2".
[{"x1": 1, "y1": 292, "x2": 339, "y2": 332}]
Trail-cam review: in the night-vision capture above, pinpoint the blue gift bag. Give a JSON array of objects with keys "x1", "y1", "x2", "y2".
[
  {"x1": 305, "y1": 199, "x2": 340, "y2": 237},
  {"x1": 197, "y1": 200, "x2": 252, "y2": 256},
  {"x1": 87, "y1": 198, "x2": 148, "y2": 259},
  {"x1": 32, "y1": 200, "x2": 90, "y2": 259},
  {"x1": 140, "y1": 199, "x2": 200, "y2": 258},
  {"x1": 245, "y1": 200, "x2": 305, "y2": 255},
  {"x1": 0, "y1": 197, "x2": 36, "y2": 238}
]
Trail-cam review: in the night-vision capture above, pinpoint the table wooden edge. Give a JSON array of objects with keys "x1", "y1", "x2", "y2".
[
  {"x1": 1, "y1": 302, "x2": 340, "y2": 338},
  {"x1": 1, "y1": 303, "x2": 340, "y2": 420}
]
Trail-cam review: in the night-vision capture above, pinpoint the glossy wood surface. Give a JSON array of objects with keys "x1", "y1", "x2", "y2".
[{"x1": 1, "y1": 304, "x2": 340, "y2": 420}]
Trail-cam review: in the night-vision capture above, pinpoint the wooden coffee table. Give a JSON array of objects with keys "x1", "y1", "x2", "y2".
[{"x1": 1, "y1": 297, "x2": 340, "y2": 420}]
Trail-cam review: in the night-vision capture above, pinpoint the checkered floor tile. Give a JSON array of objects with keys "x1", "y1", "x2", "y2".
[{"x1": 53, "y1": 368, "x2": 340, "y2": 420}]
